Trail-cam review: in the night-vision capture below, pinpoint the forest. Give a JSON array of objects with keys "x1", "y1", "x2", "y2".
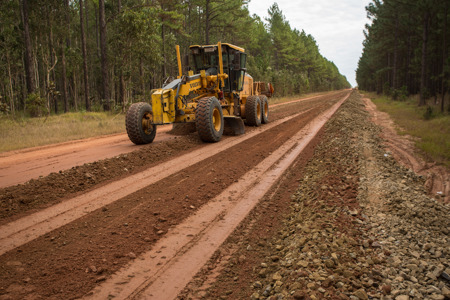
[
  {"x1": 0, "y1": 0, "x2": 350, "y2": 116},
  {"x1": 356, "y1": 0, "x2": 449, "y2": 111}
]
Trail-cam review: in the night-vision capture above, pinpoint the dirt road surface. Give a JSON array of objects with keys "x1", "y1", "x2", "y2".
[
  {"x1": 0, "y1": 90, "x2": 448, "y2": 300},
  {"x1": 0, "y1": 125, "x2": 176, "y2": 188}
]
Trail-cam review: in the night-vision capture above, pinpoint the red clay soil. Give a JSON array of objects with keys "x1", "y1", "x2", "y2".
[
  {"x1": 0, "y1": 126, "x2": 176, "y2": 188},
  {"x1": 0, "y1": 91, "x2": 348, "y2": 224},
  {"x1": 0, "y1": 91, "x2": 349, "y2": 299}
]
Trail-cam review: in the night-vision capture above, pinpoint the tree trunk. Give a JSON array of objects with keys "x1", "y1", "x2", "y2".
[
  {"x1": 80, "y1": 0, "x2": 91, "y2": 111},
  {"x1": 47, "y1": 15, "x2": 57, "y2": 114},
  {"x1": 140, "y1": 58, "x2": 145, "y2": 97},
  {"x1": 21, "y1": 0, "x2": 35, "y2": 95},
  {"x1": 61, "y1": 41, "x2": 69, "y2": 113},
  {"x1": 393, "y1": 14, "x2": 399, "y2": 90},
  {"x1": 65, "y1": 0, "x2": 71, "y2": 48},
  {"x1": 442, "y1": 3, "x2": 447, "y2": 113},
  {"x1": 6, "y1": 52, "x2": 15, "y2": 115},
  {"x1": 419, "y1": 12, "x2": 429, "y2": 106},
  {"x1": 161, "y1": 1, "x2": 166, "y2": 80},
  {"x1": 161, "y1": 23, "x2": 166, "y2": 79},
  {"x1": 99, "y1": 0, "x2": 110, "y2": 111},
  {"x1": 72, "y1": 71, "x2": 78, "y2": 111},
  {"x1": 120, "y1": 73, "x2": 125, "y2": 112},
  {"x1": 118, "y1": 0, "x2": 124, "y2": 111},
  {"x1": 205, "y1": 0, "x2": 210, "y2": 44},
  {"x1": 95, "y1": 3, "x2": 100, "y2": 58}
]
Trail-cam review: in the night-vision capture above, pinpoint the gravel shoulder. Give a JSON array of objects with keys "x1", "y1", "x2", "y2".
[{"x1": 180, "y1": 92, "x2": 449, "y2": 300}]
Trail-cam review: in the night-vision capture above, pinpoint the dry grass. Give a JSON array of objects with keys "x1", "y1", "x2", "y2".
[
  {"x1": 268, "y1": 91, "x2": 328, "y2": 105},
  {"x1": 368, "y1": 93, "x2": 450, "y2": 167},
  {"x1": 0, "y1": 112, "x2": 125, "y2": 153}
]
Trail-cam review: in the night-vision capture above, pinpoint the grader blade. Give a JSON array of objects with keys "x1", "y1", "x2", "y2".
[{"x1": 223, "y1": 116, "x2": 245, "y2": 136}]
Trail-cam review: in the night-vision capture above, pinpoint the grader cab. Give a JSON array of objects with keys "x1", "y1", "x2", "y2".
[{"x1": 126, "y1": 42, "x2": 272, "y2": 144}]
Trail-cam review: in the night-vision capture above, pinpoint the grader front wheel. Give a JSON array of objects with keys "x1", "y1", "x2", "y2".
[
  {"x1": 196, "y1": 96, "x2": 224, "y2": 142},
  {"x1": 126, "y1": 102, "x2": 157, "y2": 145}
]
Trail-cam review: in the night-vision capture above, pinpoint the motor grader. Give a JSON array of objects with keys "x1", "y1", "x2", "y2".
[{"x1": 126, "y1": 42, "x2": 274, "y2": 144}]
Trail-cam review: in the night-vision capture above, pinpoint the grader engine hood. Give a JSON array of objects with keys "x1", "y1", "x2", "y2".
[{"x1": 151, "y1": 75, "x2": 203, "y2": 125}]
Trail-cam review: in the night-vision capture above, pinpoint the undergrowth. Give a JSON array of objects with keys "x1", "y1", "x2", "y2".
[{"x1": 0, "y1": 112, "x2": 125, "y2": 152}]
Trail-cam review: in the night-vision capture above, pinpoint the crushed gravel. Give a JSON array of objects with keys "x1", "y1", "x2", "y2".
[{"x1": 195, "y1": 92, "x2": 449, "y2": 300}]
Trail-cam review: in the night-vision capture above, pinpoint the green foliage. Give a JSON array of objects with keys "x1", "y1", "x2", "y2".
[
  {"x1": 391, "y1": 86, "x2": 408, "y2": 101},
  {"x1": 357, "y1": 0, "x2": 449, "y2": 108},
  {"x1": 0, "y1": 96, "x2": 9, "y2": 115},
  {"x1": 0, "y1": 0, "x2": 350, "y2": 115},
  {"x1": 26, "y1": 93, "x2": 47, "y2": 117},
  {"x1": 423, "y1": 106, "x2": 434, "y2": 120}
]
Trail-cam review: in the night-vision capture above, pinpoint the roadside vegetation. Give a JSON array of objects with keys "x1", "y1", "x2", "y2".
[
  {"x1": 368, "y1": 93, "x2": 450, "y2": 167},
  {"x1": 357, "y1": 0, "x2": 449, "y2": 110},
  {"x1": 0, "y1": 112, "x2": 125, "y2": 153}
]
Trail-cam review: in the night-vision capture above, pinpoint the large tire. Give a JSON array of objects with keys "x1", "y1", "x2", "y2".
[
  {"x1": 260, "y1": 95, "x2": 269, "y2": 124},
  {"x1": 196, "y1": 96, "x2": 224, "y2": 142},
  {"x1": 245, "y1": 95, "x2": 262, "y2": 126},
  {"x1": 126, "y1": 102, "x2": 157, "y2": 145}
]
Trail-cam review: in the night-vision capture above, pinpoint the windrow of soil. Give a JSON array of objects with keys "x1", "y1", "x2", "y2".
[
  {"x1": 180, "y1": 92, "x2": 449, "y2": 300},
  {"x1": 0, "y1": 90, "x2": 348, "y2": 225},
  {"x1": 0, "y1": 92, "x2": 347, "y2": 299}
]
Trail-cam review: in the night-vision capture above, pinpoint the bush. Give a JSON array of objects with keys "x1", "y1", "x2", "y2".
[
  {"x1": 0, "y1": 96, "x2": 9, "y2": 115},
  {"x1": 26, "y1": 93, "x2": 47, "y2": 117},
  {"x1": 423, "y1": 105, "x2": 434, "y2": 120},
  {"x1": 392, "y1": 86, "x2": 408, "y2": 101}
]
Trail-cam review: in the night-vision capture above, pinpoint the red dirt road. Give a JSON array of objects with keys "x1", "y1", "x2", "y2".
[
  {"x1": 0, "y1": 125, "x2": 174, "y2": 188},
  {"x1": 0, "y1": 90, "x2": 351, "y2": 299},
  {"x1": 0, "y1": 94, "x2": 330, "y2": 189}
]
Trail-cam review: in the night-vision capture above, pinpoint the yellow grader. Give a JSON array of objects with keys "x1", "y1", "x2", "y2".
[{"x1": 126, "y1": 42, "x2": 274, "y2": 144}]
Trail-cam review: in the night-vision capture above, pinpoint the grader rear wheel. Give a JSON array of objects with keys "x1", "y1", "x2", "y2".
[
  {"x1": 260, "y1": 95, "x2": 269, "y2": 124},
  {"x1": 196, "y1": 96, "x2": 224, "y2": 142},
  {"x1": 245, "y1": 95, "x2": 262, "y2": 126},
  {"x1": 126, "y1": 102, "x2": 157, "y2": 145}
]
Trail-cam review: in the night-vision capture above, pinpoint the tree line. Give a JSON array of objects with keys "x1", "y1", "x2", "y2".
[
  {"x1": 356, "y1": 0, "x2": 449, "y2": 111},
  {"x1": 0, "y1": 0, "x2": 350, "y2": 116}
]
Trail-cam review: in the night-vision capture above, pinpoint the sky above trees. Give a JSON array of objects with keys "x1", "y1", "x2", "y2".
[{"x1": 248, "y1": 0, "x2": 370, "y2": 87}]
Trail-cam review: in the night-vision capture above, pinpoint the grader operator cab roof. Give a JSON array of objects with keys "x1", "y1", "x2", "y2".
[{"x1": 189, "y1": 43, "x2": 247, "y2": 92}]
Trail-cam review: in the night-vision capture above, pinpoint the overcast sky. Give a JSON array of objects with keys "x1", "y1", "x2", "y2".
[{"x1": 247, "y1": 0, "x2": 371, "y2": 87}]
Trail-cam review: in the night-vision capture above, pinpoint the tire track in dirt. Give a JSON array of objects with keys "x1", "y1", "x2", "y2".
[
  {"x1": 0, "y1": 107, "x2": 320, "y2": 255},
  {"x1": 0, "y1": 92, "x2": 339, "y2": 189},
  {"x1": 0, "y1": 91, "x2": 350, "y2": 300},
  {"x1": 0, "y1": 126, "x2": 174, "y2": 188},
  {"x1": 85, "y1": 93, "x2": 351, "y2": 300}
]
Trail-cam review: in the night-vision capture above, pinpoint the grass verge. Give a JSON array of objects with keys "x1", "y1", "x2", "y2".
[
  {"x1": 368, "y1": 93, "x2": 450, "y2": 167},
  {"x1": 0, "y1": 112, "x2": 125, "y2": 153},
  {"x1": 268, "y1": 91, "x2": 328, "y2": 105}
]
